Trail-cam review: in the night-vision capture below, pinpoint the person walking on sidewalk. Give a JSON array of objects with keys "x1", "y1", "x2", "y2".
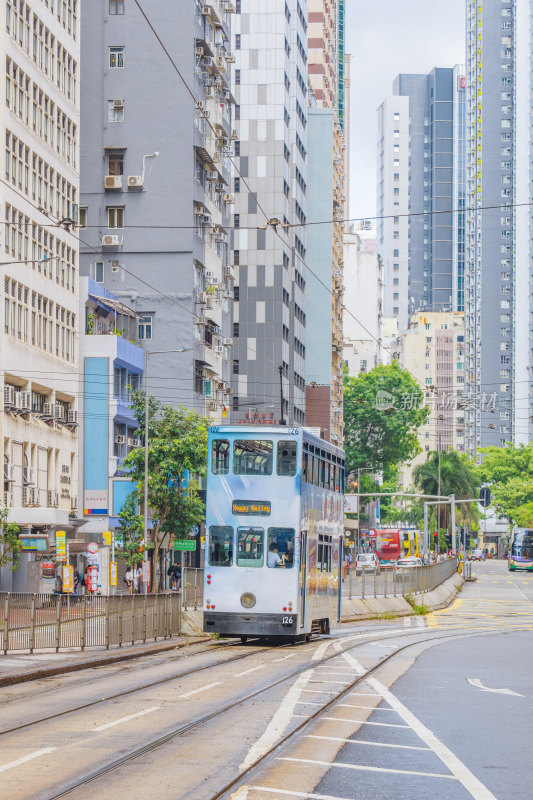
[
  {"x1": 167, "y1": 561, "x2": 181, "y2": 592},
  {"x1": 124, "y1": 567, "x2": 133, "y2": 594}
]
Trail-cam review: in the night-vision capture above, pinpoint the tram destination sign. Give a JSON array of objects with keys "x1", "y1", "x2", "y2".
[{"x1": 232, "y1": 500, "x2": 271, "y2": 516}]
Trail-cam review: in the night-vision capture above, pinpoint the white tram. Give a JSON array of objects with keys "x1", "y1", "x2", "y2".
[{"x1": 203, "y1": 426, "x2": 345, "y2": 642}]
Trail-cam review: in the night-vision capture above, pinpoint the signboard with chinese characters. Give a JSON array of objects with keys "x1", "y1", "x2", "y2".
[
  {"x1": 84, "y1": 490, "x2": 108, "y2": 515},
  {"x1": 56, "y1": 530, "x2": 67, "y2": 561},
  {"x1": 62, "y1": 565, "x2": 74, "y2": 593},
  {"x1": 173, "y1": 540, "x2": 196, "y2": 551},
  {"x1": 110, "y1": 561, "x2": 118, "y2": 587},
  {"x1": 232, "y1": 500, "x2": 271, "y2": 516},
  {"x1": 19, "y1": 535, "x2": 49, "y2": 552}
]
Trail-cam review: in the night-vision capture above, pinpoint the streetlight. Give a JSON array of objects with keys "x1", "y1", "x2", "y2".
[{"x1": 142, "y1": 347, "x2": 190, "y2": 593}]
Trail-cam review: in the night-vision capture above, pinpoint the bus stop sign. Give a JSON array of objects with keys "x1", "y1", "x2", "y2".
[{"x1": 480, "y1": 487, "x2": 491, "y2": 508}]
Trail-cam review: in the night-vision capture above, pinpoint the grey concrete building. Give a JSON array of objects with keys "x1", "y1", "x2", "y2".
[
  {"x1": 229, "y1": 1, "x2": 307, "y2": 426},
  {"x1": 465, "y1": 0, "x2": 515, "y2": 450},
  {"x1": 80, "y1": 1, "x2": 234, "y2": 421}
]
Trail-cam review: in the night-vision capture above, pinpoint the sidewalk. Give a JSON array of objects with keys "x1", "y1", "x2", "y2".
[{"x1": 0, "y1": 634, "x2": 210, "y2": 688}]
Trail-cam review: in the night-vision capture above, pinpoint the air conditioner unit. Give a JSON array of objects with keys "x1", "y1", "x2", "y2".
[
  {"x1": 214, "y1": 345, "x2": 225, "y2": 355},
  {"x1": 71, "y1": 496, "x2": 77, "y2": 512},
  {"x1": 131, "y1": 437, "x2": 141, "y2": 447},
  {"x1": 48, "y1": 490, "x2": 59, "y2": 508},
  {"x1": 224, "y1": 193, "x2": 234, "y2": 203},
  {"x1": 197, "y1": 100, "x2": 205, "y2": 111},
  {"x1": 224, "y1": 267, "x2": 234, "y2": 279},
  {"x1": 223, "y1": 337, "x2": 233, "y2": 346},
  {"x1": 206, "y1": 170, "x2": 218, "y2": 180},
  {"x1": 20, "y1": 391, "x2": 32, "y2": 412},
  {"x1": 203, "y1": 56, "x2": 215, "y2": 68},
  {"x1": 226, "y1": 2, "x2": 236, "y2": 12},
  {"x1": 54, "y1": 404, "x2": 65, "y2": 421},
  {"x1": 23, "y1": 467, "x2": 34, "y2": 486},
  {"x1": 202, "y1": 107, "x2": 211, "y2": 117},
  {"x1": 102, "y1": 234, "x2": 121, "y2": 246},
  {"x1": 127, "y1": 437, "x2": 135, "y2": 447},
  {"x1": 105, "y1": 175, "x2": 122, "y2": 190},
  {"x1": 23, "y1": 487, "x2": 34, "y2": 507},
  {"x1": 3, "y1": 386, "x2": 15, "y2": 406},
  {"x1": 4, "y1": 491, "x2": 12, "y2": 507},
  {"x1": 128, "y1": 175, "x2": 143, "y2": 188},
  {"x1": 194, "y1": 203, "x2": 204, "y2": 215},
  {"x1": 231, "y1": 129, "x2": 238, "y2": 140},
  {"x1": 114, "y1": 434, "x2": 126, "y2": 445},
  {"x1": 67, "y1": 409, "x2": 78, "y2": 424},
  {"x1": 14, "y1": 392, "x2": 23, "y2": 410},
  {"x1": 196, "y1": 291, "x2": 207, "y2": 304},
  {"x1": 216, "y1": 56, "x2": 225, "y2": 70},
  {"x1": 112, "y1": 98, "x2": 124, "y2": 109},
  {"x1": 226, "y1": 52, "x2": 235, "y2": 63},
  {"x1": 212, "y1": 151, "x2": 222, "y2": 163},
  {"x1": 43, "y1": 402, "x2": 53, "y2": 417},
  {"x1": 201, "y1": 214, "x2": 211, "y2": 224},
  {"x1": 196, "y1": 46, "x2": 204, "y2": 56},
  {"x1": 215, "y1": 182, "x2": 225, "y2": 192},
  {"x1": 208, "y1": 400, "x2": 218, "y2": 410}
]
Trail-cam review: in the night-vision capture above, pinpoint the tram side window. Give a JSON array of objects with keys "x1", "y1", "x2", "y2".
[
  {"x1": 237, "y1": 527, "x2": 264, "y2": 567},
  {"x1": 211, "y1": 439, "x2": 230, "y2": 475},
  {"x1": 302, "y1": 450, "x2": 308, "y2": 482},
  {"x1": 233, "y1": 440, "x2": 273, "y2": 475},
  {"x1": 277, "y1": 440, "x2": 297, "y2": 476},
  {"x1": 317, "y1": 534, "x2": 332, "y2": 572},
  {"x1": 267, "y1": 528, "x2": 295, "y2": 568},
  {"x1": 208, "y1": 526, "x2": 234, "y2": 566}
]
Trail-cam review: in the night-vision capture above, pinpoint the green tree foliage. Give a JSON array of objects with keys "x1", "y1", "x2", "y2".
[
  {"x1": 343, "y1": 362, "x2": 428, "y2": 476},
  {"x1": 121, "y1": 391, "x2": 209, "y2": 589},
  {"x1": 477, "y1": 442, "x2": 533, "y2": 524},
  {"x1": 0, "y1": 507, "x2": 20, "y2": 568},
  {"x1": 413, "y1": 449, "x2": 480, "y2": 530},
  {"x1": 116, "y1": 491, "x2": 145, "y2": 568}
]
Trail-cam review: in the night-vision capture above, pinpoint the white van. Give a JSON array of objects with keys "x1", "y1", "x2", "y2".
[{"x1": 355, "y1": 552, "x2": 380, "y2": 575}]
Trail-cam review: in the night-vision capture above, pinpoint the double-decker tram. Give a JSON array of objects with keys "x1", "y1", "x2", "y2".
[
  {"x1": 203, "y1": 425, "x2": 345, "y2": 642},
  {"x1": 509, "y1": 529, "x2": 533, "y2": 572}
]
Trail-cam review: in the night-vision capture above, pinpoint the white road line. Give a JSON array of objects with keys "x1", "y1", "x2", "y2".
[
  {"x1": 366, "y1": 673, "x2": 500, "y2": 800},
  {"x1": 348, "y1": 691, "x2": 382, "y2": 697},
  {"x1": 247, "y1": 786, "x2": 351, "y2": 800},
  {"x1": 416, "y1": 617, "x2": 426, "y2": 628},
  {"x1": 311, "y1": 641, "x2": 332, "y2": 661},
  {"x1": 322, "y1": 716, "x2": 409, "y2": 728},
  {"x1": 278, "y1": 757, "x2": 455, "y2": 779},
  {"x1": 94, "y1": 706, "x2": 160, "y2": 732},
  {"x1": 337, "y1": 703, "x2": 394, "y2": 712},
  {"x1": 305, "y1": 735, "x2": 431, "y2": 751},
  {"x1": 179, "y1": 682, "x2": 222, "y2": 698},
  {"x1": 467, "y1": 678, "x2": 524, "y2": 697},
  {"x1": 308, "y1": 680, "x2": 350, "y2": 685},
  {"x1": 239, "y1": 669, "x2": 314, "y2": 771},
  {"x1": 0, "y1": 748, "x2": 57, "y2": 774},
  {"x1": 301, "y1": 689, "x2": 338, "y2": 695},
  {"x1": 233, "y1": 655, "x2": 295, "y2": 679}
]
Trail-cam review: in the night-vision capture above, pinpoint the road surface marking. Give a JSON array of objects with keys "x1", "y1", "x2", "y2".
[
  {"x1": 301, "y1": 689, "x2": 338, "y2": 695},
  {"x1": 337, "y1": 703, "x2": 394, "y2": 711},
  {"x1": 311, "y1": 641, "x2": 332, "y2": 661},
  {"x1": 467, "y1": 678, "x2": 524, "y2": 697},
  {"x1": 239, "y1": 669, "x2": 314, "y2": 771},
  {"x1": 234, "y1": 655, "x2": 295, "y2": 678},
  {"x1": 348, "y1": 691, "x2": 383, "y2": 697},
  {"x1": 246, "y1": 787, "x2": 353, "y2": 800},
  {"x1": 305, "y1": 735, "x2": 431, "y2": 750},
  {"x1": 308, "y1": 679, "x2": 351, "y2": 685},
  {"x1": 179, "y1": 682, "x2": 223, "y2": 698},
  {"x1": 94, "y1": 706, "x2": 159, "y2": 732},
  {"x1": 0, "y1": 748, "x2": 57, "y2": 774},
  {"x1": 278, "y1": 757, "x2": 455, "y2": 779},
  {"x1": 322, "y1": 716, "x2": 409, "y2": 728}
]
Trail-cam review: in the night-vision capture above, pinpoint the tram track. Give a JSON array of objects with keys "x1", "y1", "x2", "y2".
[{"x1": 37, "y1": 622, "x2": 504, "y2": 800}]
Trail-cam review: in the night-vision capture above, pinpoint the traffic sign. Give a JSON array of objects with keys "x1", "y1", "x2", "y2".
[
  {"x1": 56, "y1": 531, "x2": 67, "y2": 561},
  {"x1": 87, "y1": 542, "x2": 99, "y2": 554},
  {"x1": 103, "y1": 530, "x2": 112, "y2": 546},
  {"x1": 174, "y1": 540, "x2": 196, "y2": 551}
]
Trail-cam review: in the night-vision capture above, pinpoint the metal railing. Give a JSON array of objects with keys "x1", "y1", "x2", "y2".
[
  {"x1": 0, "y1": 592, "x2": 181, "y2": 654},
  {"x1": 343, "y1": 558, "x2": 458, "y2": 600},
  {"x1": 182, "y1": 568, "x2": 204, "y2": 611}
]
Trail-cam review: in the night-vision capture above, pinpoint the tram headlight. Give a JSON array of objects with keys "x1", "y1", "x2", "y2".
[{"x1": 240, "y1": 592, "x2": 256, "y2": 609}]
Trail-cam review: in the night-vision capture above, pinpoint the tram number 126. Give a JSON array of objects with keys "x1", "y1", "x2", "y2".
[{"x1": 282, "y1": 616, "x2": 294, "y2": 626}]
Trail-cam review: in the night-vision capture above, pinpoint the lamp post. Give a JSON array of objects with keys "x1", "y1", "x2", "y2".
[
  {"x1": 356, "y1": 466, "x2": 377, "y2": 554},
  {"x1": 142, "y1": 347, "x2": 189, "y2": 593}
]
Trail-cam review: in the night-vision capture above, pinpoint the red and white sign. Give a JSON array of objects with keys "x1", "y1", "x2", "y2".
[{"x1": 87, "y1": 542, "x2": 99, "y2": 554}]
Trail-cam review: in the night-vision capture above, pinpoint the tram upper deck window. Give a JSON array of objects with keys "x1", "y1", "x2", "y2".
[
  {"x1": 267, "y1": 528, "x2": 295, "y2": 568},
  {"x1": 211, "y1": 439, "x2": 230, "y2": 475},
  {"x1": 233, "y1": 440, "x2": 273, "y2": 475},
  {"x1": 208, "y1": 526, "x2": 234, "y2": 566},
  {"x1": 237, "y1": 527, "x2": 264, "y2": 567},
  {"x1": 277, "y1": 440, "x2": 297, "y2": 476}
]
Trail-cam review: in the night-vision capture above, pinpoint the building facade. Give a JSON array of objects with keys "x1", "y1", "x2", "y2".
[
  {"x1": 229, "y1": 0, "x2": 308, "y2": 427},
  {"x1": 305, "y1": 0, "x2": 346, "y2": 444},
  {"x1": 80, "y1": 0, "x2": 234, "y2": 423},
  {"x1": 1, "y1": 0, "x2": 80, "y2": 590},
  {"x1": 465, "y1": 0, "x2": 515, "y2": 450}
]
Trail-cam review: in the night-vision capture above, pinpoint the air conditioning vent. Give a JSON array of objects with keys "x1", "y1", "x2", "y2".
[
  {"x1": 114, "y1": 434, "x2": 126, "y2": 445},
  {"x1": 3, "y1": 386, "x2": 15, "y2": 406},
  {"x1": 224, "y1": 267, "x2": 234, "y2": 280},
  {"x1": 131, "y1": 437, "x2": 141, "y2": 447},
  {"x1": 54, "y1": 404, "x2": 65, "y2": 421},
  {"x1": 223, "y1": 337, "x2": 233, "y2": 346},
  {"x1": 67, "y1": 409, "x2": 78, "y2": 424},
  {"x1": 112, "y1": 98, "x2": 124, "y2": 109},
  {"x1": 105, "y1": 175, "x2": 122, "y2": 190},
  {"x1": 206, "y1": 170, "x2": 218, "y2": 180},
  {"x1": 194, "y1": 204, "x2": 204, "y2": 215},
  {"x1": 4, "y1": 464, "x2": 15, "y2": 483},
  {"x1": 23, "y1": 487, "x2": 35, "y2": 507},
  {"x1": 231, "y1": 129, "x2": 238, "y2": 140},
  {"x1": 226, "y1": 52, "x2": 235, "y2": 63},
  {"x1": 43, "y1": 402, "x2": 53, "y2": 417},
  {"x1": 197, "y1": 291, "x2": 208, "y2": 304},
  {"x1": 71, "y1": 496, "x2": 77, "y2": 511},
  {"x1": 4, "y1": 491, "x2": 12, "y2": 507},
  {"x1": 208, "y1": 400, "x2": 218, "y2": 411},
  {"x1": 214, "y1": 345, "x2": 225, "y2": 355},
  {"x1": 14, "y1": 392, "x2": 23, "y2": 410},
  {"x1": 48, "y1": 490, "x2": 59, "y2": 508},
  {"x1": 224, "y1": 193, "x2": 234, "y2": 203},
  {"x1": 102, "y1": 234, "x2": 121, "y2": 247},
  {"x1": 128, "y1": 175, "x2": 143, "y2": 188},
  {"x1": 20, "y1": 391, "x2": 32, "y2": 412},
  {"x1": 215, "y1": 183, "x2": 225, "y2": 192},
  {"x1": 196, "y1": 47, "x2": 204, "y2": 56},
  {"x1": 201, "y1": 214, "x2": 211, "y2": 224}
]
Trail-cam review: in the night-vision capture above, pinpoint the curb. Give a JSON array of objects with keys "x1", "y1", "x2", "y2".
[{"x1": 0, "y1": 635, "x2": 211, "y2": 688}]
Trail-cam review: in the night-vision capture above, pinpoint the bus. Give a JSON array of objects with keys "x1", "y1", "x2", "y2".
[
  {"x1": 376, "y1": 529, "x2": 403, "y2": 567},
  {"x1": 509, "y1": 529, "x2": 533, "y2": 572},
  {"x1": 401, "y1": 529, "x2": 421, "y2": 558},
  {"x1": 203, "y1": 426, "x2": 345, "y2": 642}
]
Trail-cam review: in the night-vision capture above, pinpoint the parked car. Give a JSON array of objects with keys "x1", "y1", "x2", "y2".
[
  {"x1": 468, "y1": 549, "x2": 484, "y2": 561},
  {"x1": 355, "y1": 552, "x2": 380, "y2": 575},
  {"x1": 395, "y1": 556, "x2": 423, "y2": 569}
]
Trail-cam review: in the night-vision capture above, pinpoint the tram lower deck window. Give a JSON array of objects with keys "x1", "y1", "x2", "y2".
[
  {"x1": 233, "y1": 440, "x2": 273, "y2": 475},
  {"x1": 267, "y1": 528, "x2": 295, "y2": 568},
  {"x1": 208, "y1": 526, "x2": 234, "y2": 566},
  {"x1": 237, "y1": 527, "x2": 264, "y2": 567}
]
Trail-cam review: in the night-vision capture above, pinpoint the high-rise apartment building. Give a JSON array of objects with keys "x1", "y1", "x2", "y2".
[
  {"x1": 305, "y1": 0, "x2": 346, "y2": 444},
  {"x1": 80, "y1": 1, "x2": 234, "y2": 423},
  {"x1": 465, "y1": 0, "x2": 515, "y2": 450},
  {"x1": 1, "y1": 1, "x2": 80, "y2": 591},
  {"x1": 230, "y1": 1, "x2": 308, "y2": 427},
  {"x1": 378, "y1": 67, "x2": 465, "y2": 334}
]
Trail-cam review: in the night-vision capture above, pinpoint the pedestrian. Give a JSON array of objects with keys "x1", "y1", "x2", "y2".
[
  {"x1": 167, "y1": 561, "x2": 181, "y2": 591},
  {"x1": 124, "y1": 566, "x2": 133, "y2": 593},
  {"x1": 73, "y1": 568, "x2": 80, "y2": 595},
  {"x1": 133, "y1": 564, "x2": 142, "y2": 593},
  {"x1": 54, "y1": 571, "x2": 63, "y2": 594}
]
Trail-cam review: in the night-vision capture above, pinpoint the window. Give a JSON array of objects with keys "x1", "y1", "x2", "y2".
[
  {"x1": 317, "y1": 533, "x2": 332, "y2": 573},
  {"x1": 277, "y1": 440, "x2": 297, "y2": 476},
  {"x1": 211, "y1": 439, "x2": 229, "y2": 475},
  {"x1": 138, "y1": 314, "x2": 152, "y2": 339},
  {"x1": 109, "y1": 46, "x2": 124, "y2": 68},
  {"x1": 107, "y1": 207, "x2": 124, "y2": 228},
  {"x1": 233, "y1": 440, "x2": 273, "y2": 475},
  {"x1": 267, "y1": 528, "x2": 295, "y2": 568},
  {"x1": 237, "y1": 527, "x2": 264, "y2": 567},
  {"x1": 95, "y1": 261, "x2": 104, "y2": 283},
  {"x1": 208, "y1": 526, "x2": 233, "y2": 566},
  {"x1": 108, "y1": 99, "x2": 124, "y2": 122},
  {"x1": 79, "y1": 207, "x2": 87, "y2": 228},
  {"x1": 108, "y1": 153, "x2": 124, "y2": 175},
  {"x1": 109, "y1": 0, "x2": 125, "y2": 13}
]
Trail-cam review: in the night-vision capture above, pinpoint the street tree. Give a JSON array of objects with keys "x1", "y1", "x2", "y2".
[
  {"x1": 121, "y1": 390, "x2": 209, "y2": 590},
  {"x1": 116, "y1": 491, "x2": 145, "y2": 568},
  {"x1": 477, "y1": 442, "x2": 533, "y2": 524},
  {"x1": 0, "y1": 507, "x2": 20, "y2": 568},
  {"x1": 343, "y1": 361, "x2": 428, "y2": 477},
  {"x1": 413, "y1": 449, "x2": 480, "y2": 530}
]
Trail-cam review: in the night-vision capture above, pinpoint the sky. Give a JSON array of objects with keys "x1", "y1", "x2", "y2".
[{"x1": 345, "y1": 0, "x2": 466, "y2": 221}]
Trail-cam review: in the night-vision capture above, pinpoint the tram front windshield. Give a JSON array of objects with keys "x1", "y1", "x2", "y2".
[{"x1": 512, "y1": 531, "x2": 533, "y2": 560}]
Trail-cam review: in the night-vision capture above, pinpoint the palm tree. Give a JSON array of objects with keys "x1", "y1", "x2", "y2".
[{"x1": 413, "y1": 449, "x2": 480, "y2": 530}]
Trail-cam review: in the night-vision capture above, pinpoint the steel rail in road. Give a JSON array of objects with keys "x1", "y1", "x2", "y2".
[{"x1": 37, "y1": 623, "x2": 518, "y2": 800}]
